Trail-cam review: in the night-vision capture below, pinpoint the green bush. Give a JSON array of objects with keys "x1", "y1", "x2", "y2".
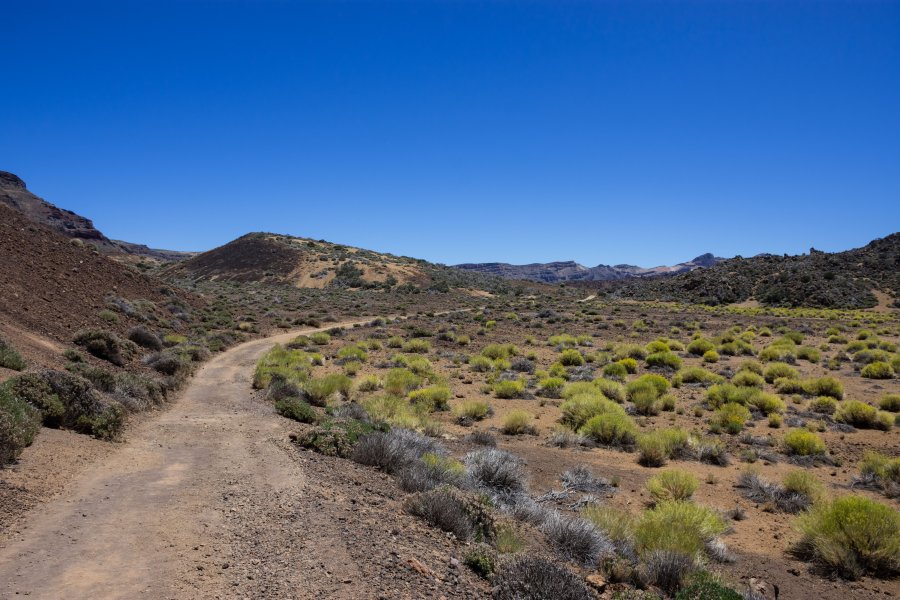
[
  {"x1": 20, "y1": 371, "x2": 125, "y2": 439},
  {"x1": 310, "y1": 332, "x2": 331, "y2": 345},
  {"x1": 408, "y1": 385, "x2": 452, "y2": 411},
  {"x1": 501, "y1": 410, "x2": 535, "y2": 435},
  {"x1": 634, "y1": 501, "x2": 727, "y2": 557},
  {"x1": 293, "y1": 418, "x2": 379, "y2": 457},
  {"x1": 469, "y1": 355, "x2": 493, "y2": 373},
  {"x1": 463, "y1": 545, "x2": 496, "y2": 578},
  {"x1": 581, "y1": 505, "x2": 636, "y2": 550},
  {"x1": 275, "y1": 397, "x2": 318, "y2": 423},
  {"x1": 363, "y1": 395, "x2": 424, "y2": 429},
  {"x1": 782, "y1": 470, "x2": 825, "y2": 504},
  {"x1": 603, "y1": 362, "x2": 628, "y2": 380},
  {"x1": 0, "y1": 383, "x2": 42, "y2": 464},
  {"x1": 253, "y1": 345, "x2": 314, "y2": 389},
  {"x1": 746, "y1": 391, "x2": 785, "y2": 415},
  {"x1": 859, "y1": 451, "x2": 900, "y2": 489},
  {"x1": 637, "y1": 433, "x2": 670, "y2": 467},
  {"x1": 304, "y1": 373, "x2": 353, "y2": 406},
  {"x1": 879, "y1": 393, "x2": 900, "y2": 412},
  {"x1": 637, "y1": 428, "x2": 690, "y2": 467},
  {"x1": 628, "y1": 374, "x2": 669, "y2": 398},
  {"x1": 482, "y1": 343, "x2": 517, "y2": 359},
  {"x1": 674, "y1": 572, "x2": 742, "y2": 600},
  {"x1": 804, "y1": 377, "x2": 844, "y2": 400},
  {"x1": 357, "y1": 375, "x2": 382, "y2": 392},
  {"x1": 163, "y1": 333, "x2": 187, "y2": 346},
  {"x1": 718, "y1": 339, "x2": 755, "y2": 356},
  {"x1": 783, "y1": 429, "x2": 827, "y2": 456},
  {"x1": 560, "y1": 394, "x2": 621, "y2": 430},
  {"x1": 861, "y1": 361, "x2": 895, "y2": 379},
  {"x1": 795, "y1": 495, "x2": 899, "y2": 578},
  {"x1": 809, "y1": 396, "x2": 838, "y2": 414},
  {"x1": 73, "y1": 330, "x2": 136, "y2": 366},
  {"x1": 773, "y1": 377, "x2": 806, "y2": 395},
  {"x1": 835, "y1": 400, "x2": 893, "y2": 430},
  {"x1": 384, "y1": 368, "x2": 423, "y2": 396},
  {"x1": 594, "y1": 378, "x2": 626, "y2": 403},
  {"x1": 537, "y1": 377, "x2": 566, "y2": 398},
  {"x1": 337, "y1": 345, "x2": 367, "y2": 362},
  {"x1": 702, "y1": 350, "x2": 720, "y2": 363},
  {"x1": 493, "y1": 380, "x2": 525, "y2": 399},
  {"x1": 547, "y1": 333, "x2": 578, "y2": 348},
  {"x1": 647, "y1": 470, "x2": 699, "y2": 502},
  {"x1": 731, "y1": 371, "x2": 764, "y2": 388},
  {"x1": 0, "y1": 337, "x2": 26, "y2": 371},
  {"x1": 646, "y1": 351, "x2": 682, "y2": 371},
  {"x1": 712, "y1": 403, "x2": 751, "y2": 434},
  {"x1": 674, "y1": 367, "x2": 723, "y2": 387},
  {"x1": 632, "y1": 386, "x2": 661, "y2": 416},
  {"x1": 737, "y1": 359, "x2": 763, "y2": 375},
  {"x1": 559, "y1": 348, "x2": 585, "y2": 367},
  {"x1": 561, "y1": 381, "x2": 602, "y2": 400},
  {"x1": 402, "y1": 339, "x2": 431, "y2": 354},
  {"x1": 3, "y1": 373, "x2": 64, "y2": 426},
  {"x1": 616, "y1": 344, "x2": 647, "y2": 360},
  {"x1": 579, "y1": 411, "x2": 638, "y2": 447},
  {"x1": 618, "y1": 357, "x2": 638, "y2": 374},
  {"x1": 705, "y1": 383, "x2": 755, "y2": 408},
  {"x1": 454, "y1": 400, "x2": 491, "y2": 421},
  {"x1": 797, "y1": 346, "x2": 821, "y2": 363},
  {"x1": 687, "y1": 338, "x2": 715, "y2": 356}
]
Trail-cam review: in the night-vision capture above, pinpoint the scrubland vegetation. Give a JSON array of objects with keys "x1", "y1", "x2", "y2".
[
  {"x1": 241, "y1": 292, "x2": 900, "y2": 599},
  {"x1": 2, "y1": 237, "x2": 897, "y2": 599}
]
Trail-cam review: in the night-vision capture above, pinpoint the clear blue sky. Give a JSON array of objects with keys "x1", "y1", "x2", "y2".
[{"x1": 2, "y1": 1, "x2": 898, "y2": 267}]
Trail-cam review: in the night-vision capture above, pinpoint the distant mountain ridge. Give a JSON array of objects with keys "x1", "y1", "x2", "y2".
[
  {"x1": 0, "y1": 170, "x2": 194, "y2": 264},
  {"x1": 454, "y1": 253, "x2": 724, "y2": 283}
]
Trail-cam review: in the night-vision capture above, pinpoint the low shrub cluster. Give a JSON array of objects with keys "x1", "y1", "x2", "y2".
[
  {"x1": 492, "y1": 555, "x2": 594, "y2": 600},
  {"x1": 292, "y1": 417, "x2": 381, "y2": 457},
  {"x1": 794, "y1": 495, "x2": 899, "y2": 578},
  {"x1": 855, "y1": 451, "x2": 900, "y2": 498},
  {"x1": 0, "y1": 336, "x2": 27, "y2": 371},
  {"x1": 646, "y1": 470, "x2": 698, "y2": 502},
  {"x1": 493, "y1": 379, "x2": 526, "y2": 399},
  {"x1": 782, "y1": 429, "x2": 827, "y2": 456},
  {"x1": 73, "y1": 330, "x2": 137, "y2": 367},
  {"x1": 405, "y1": 486, "x2": 494, "y2": 541},
  {"x1": 738, "y1": 468, "x2": 824, "y2": 513},
  {"x1": 4, "y1": 370, "x2": 125, "y2": 439},
  {"x1": 0, "y1": 382, "x2": 41, "y2": 464},
  {"x1": 834, "y1": 400, "x2": 893, "y2": 430}
]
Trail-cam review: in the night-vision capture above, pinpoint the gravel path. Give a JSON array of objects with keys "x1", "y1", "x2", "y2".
[{"x1": 0, "y1": 321, "x2": 488, "y2": 599}]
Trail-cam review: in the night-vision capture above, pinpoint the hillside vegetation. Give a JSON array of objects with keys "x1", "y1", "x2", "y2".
[
  {"x1": 609, "y1": 235, "x2": 900, "y2": 309},
  {"x1": 163, "y1": 232, "x2": 514, "y2": 295}
]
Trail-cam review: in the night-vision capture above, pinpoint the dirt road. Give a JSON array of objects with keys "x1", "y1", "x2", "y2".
[{"x1": 0, "y1": 321, "x2": 422, "y2": 600}]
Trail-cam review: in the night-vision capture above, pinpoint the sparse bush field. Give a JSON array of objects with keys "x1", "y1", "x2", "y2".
[{"x1": 169, "y1": 293, "x2": 900, "y2": 597}]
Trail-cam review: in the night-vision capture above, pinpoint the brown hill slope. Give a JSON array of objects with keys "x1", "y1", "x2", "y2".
[
  {"x1": 0, "y1": 170, "x2": 194, "y2": 264},
  {"x1": 0, "y1": 203, "x2": 202, "y2": 361},
  {"x1": 163, "y1": 232, "x2": 512, "y2": 294}
]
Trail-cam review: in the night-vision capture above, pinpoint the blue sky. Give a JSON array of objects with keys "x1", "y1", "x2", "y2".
[{"x1": 2, "y1": 1, "x2": 898, "y2": 266}]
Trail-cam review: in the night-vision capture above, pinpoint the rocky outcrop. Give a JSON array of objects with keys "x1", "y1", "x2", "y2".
[
  {"x1": 0, "y1": 170, "x2": 193, "y2": 262},
  {"x1": 611, "y1": 235, "x2": 900, "y2": 309}
]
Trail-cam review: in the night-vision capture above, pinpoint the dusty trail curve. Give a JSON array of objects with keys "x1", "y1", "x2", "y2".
[{"x1": 0, "y1": 319, "x2": 385, "y2": 599}]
